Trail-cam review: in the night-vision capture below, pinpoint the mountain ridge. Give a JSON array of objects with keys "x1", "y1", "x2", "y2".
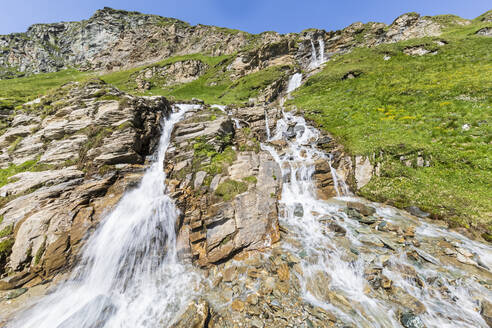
[{"x1": 1, "y1": 7, "x2": 486, "y2": 79}]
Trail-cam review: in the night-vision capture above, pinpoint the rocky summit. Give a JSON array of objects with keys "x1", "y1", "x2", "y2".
[{"x1": 0, "y1": 6, "x2": 491, "y2": 328}]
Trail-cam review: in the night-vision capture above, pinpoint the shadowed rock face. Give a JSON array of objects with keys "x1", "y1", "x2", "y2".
[
  {"x1": 0, "y1": 79, "x2": 170, "y2": 289},
  {"x1": 0, "y1": 8, "x2": 452, "y2": 78}
]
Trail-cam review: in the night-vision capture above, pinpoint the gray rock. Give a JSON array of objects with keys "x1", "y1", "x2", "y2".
[
  {"x1": 406, "y1": 206, "x2": 430, "y2": 218},
  {"x1": 210, "y1": 174, "x2": 222, "y2": 191},
  {"x1": 294, "y1": 203, "x2": 304, "y2": 217},
  {"x1": 400, "y1": 311, "x2": 425, "y2": 328},
  {"x1": 194, "y1": 171, "x2": 207, "y2": 189},
  {"x1": 347, "y1": 201, "x2": 376, "y2": 216}
]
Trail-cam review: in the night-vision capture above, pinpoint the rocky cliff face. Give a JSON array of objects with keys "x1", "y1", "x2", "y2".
[
  {"x1": 0, "y1": 7, "x2": 454, "y2": 78},
  {"x1": 166, "y1": 106, "x2": 282, "y2": 266},
  {"x1": 0, "y1": 79, "x2": 170, "y2": 289}
]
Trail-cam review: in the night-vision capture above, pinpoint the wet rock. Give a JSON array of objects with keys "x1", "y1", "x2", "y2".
[
  {"x1": 404, "y1": 226, "x2": 416, "y2": 238},
  {"x1": 347, "y1": 201, "x2": 376, "y2": 216},
  {"x1": 269, "y1": 139, "x2": 287, "y2": 149},
  {"x1": 5, "y1": 287, "x2": 28, "y2": 300},
  {"x1": 231, "y1": 299, "x2": 245, "y2": 312},
  {"x1": 222, "y1": 266, "x2": 237, "y2": 282},
  {"x1": 359, "y1": 216, "x2": 378, "y2": 225},
  {"x1": 246, "y1": 293, "x2": 259, "y2": 305},
  {"x1": 377, "y1": 221, "x2": 388, "y2": 231},
  {"x1": 284, "y1": 126, "x2": 296, "y2": 139},
  {"x1": 413, "y1": 248, "x2": 440, "y2": 265},
  {"x1": 359, "y1": 235, "x2": 384, "y2": 247},
  {"x1": 316, "y1": 136, "x2": 332, "y2": 145},
  {"x1": 326, "y1": 221, "x2": 346, "y2": 235},
  {"x1": 313, "y1": 160, "x2": 336, "y2": 200},
  {"x1": 480, "y1": 300, "x2": 492, "y2": 327},
  {"x1": 399, "y1": 311, "x2": 425, "y2": 328},
  {"x1": 170, "y1": 298, "x2": 209, "y2": 328},
  {"x1": 277, "y1": 263, "x2": 290, "y2": 281},
  {"x1": 381, "y1": 276, "x2": 392, "y2": 289},
  {"x1": 443, "y1": 248, "x2": 456, "y2": 256},
  {"x1": 456, "y1": 253, "x2": 476, "y2": 266},
  {"x1": 406, "y1": 206, "x2": 430, "y2": 218},
  {"x1": 293, "y1": 124, "x2": 305, "y2": 135},
  {"x1": 294, "y1": 203, "x2": 304, "y2": 217},
  {"x1": 379, "y1": 237, "x2": 397, "y2": 251}
]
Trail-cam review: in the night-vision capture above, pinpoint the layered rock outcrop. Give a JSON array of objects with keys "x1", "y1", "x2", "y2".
[
  {"x1": 0, "y1": 79, "x2": 170, "y2": 289},
  {"x1": 165, "y1": 105, "x2": 282, "y2": 266}
]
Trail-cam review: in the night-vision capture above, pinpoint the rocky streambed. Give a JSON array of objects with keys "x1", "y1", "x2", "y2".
[
  {"x1": 0, "y1": 87, "x2": 491, "y2": 327},
  {"x1": 167, "y1": 106, "x2": 492, "y2": 328}
]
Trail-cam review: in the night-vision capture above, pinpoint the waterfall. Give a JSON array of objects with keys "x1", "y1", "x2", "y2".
[
  {"x1": 286, "y1": 73, "x2": 303, "y2": 94},
  {"x1": 310, "y1": 39, "x2": 318, "y2": 65},
  {"x1": 262, "y1": 110, "x2": 492, "y2": 327},
  {"x1": 211, "y1": 104, "x2": 227, "y2": 113},
  {"x1": 318, "y1": 39, "x2": 325, "y2": 63},
  {"x1": 232, "y1": 118, "x2": 241, "y2": 129},
  {"x1": 265, "y1": 110, "x2": 271, "y2": 140},
  {"x1": 308, "y1": 38, "x2": 326, "y2": 69},
  {"x1": 10, "y1": 104, "x2": 203, "y2": 328}
]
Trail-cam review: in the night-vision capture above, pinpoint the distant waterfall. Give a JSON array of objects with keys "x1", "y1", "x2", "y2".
[
  {"x1": 310, "y1": 40, "x2": 318, "y2": 65},
  {"x1": 308, "y1": 38, "x2": 326, "y2": 69},
  {"x1": 318, "y1": 39, "x2": 325, "y2": 63},
  {"x1": 287, "y1": 73, "x2": 303, "y2": 93}
]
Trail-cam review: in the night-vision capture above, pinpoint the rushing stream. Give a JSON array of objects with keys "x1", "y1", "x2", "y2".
[
  {"x1": 9, "y1": 104, "x2": 203, "y2": 328},
  {"x1": 262, "y1": 108, "x2": 492, "y2": 327}
]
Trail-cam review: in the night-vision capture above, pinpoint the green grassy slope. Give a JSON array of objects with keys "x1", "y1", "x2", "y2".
[
  {"x1": 290, "y1": 17, "x2": 492, "y2": 236},
  {"x1": 101, "y1": 53, "x2": 290, "y2": 105},
  {"x1": 0, "y1": 69, "x2": 89, "y2": 110}
]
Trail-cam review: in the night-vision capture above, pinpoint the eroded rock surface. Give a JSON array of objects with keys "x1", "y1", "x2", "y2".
[
  {"x1": 165, "y1": 106, "x2": 282, "y2": 266},
  {"x1": 0, "y1": 79, "x2": 170, "y2": 289}
]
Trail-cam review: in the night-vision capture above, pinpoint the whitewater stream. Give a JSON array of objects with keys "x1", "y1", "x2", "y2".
[
  {"x1": 261, "y1": 105, "x2": 492, "y2": 327},
  {"x1": 9, "y1": 104, "x2": 203, "y2": 328}
]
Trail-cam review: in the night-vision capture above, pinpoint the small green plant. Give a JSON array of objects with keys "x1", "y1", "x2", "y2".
[
  {"x1": 0, "y1": 224, "x2": 13, "y2": 238},
  {"x1": 0, "y1": 238, "x2": 14, "y2": 262},
  {"x1": 215, "y1": 179, "x2": 248, "y2": 201},
  {"x1": 8, "y1": 137, "x2": 23, "y2": 153},
  {"x1": 243, "y1": 176, "x2": 257, "y2": 184},
  {"x1": 34, "y1": 236, "x2": 47, "y2": 265}
]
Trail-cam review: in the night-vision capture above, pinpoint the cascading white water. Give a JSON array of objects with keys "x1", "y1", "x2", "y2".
[
  {"x1": 10, "y1": 104, "x2": 203, "y2": 328},
  {"x1": 308, "y1": 38, "x2": 326, "y2": 70},
  {"x1": 232, "y1": 118, "x2": 241, "y2": 129},
  {"x1": 286, "y1": 73, "x2": 303, "y2": 93},
  {"x1": 310, "y1": 39, "x2": 318, "y2": 65},
  {"x1": 263, "y1": 111, "x2": 492, "y2": 327},
  {"x1": 318, "y1": 39, "x2": 325, "y2": 64},
  {"x1": 211, "y1": 104, "x2": 227, "y2": 113}
]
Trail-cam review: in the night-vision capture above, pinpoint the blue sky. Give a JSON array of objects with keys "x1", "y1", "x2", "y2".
[{"x1": 1, "y1": 0, "x2": 490, "y2": 35}]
